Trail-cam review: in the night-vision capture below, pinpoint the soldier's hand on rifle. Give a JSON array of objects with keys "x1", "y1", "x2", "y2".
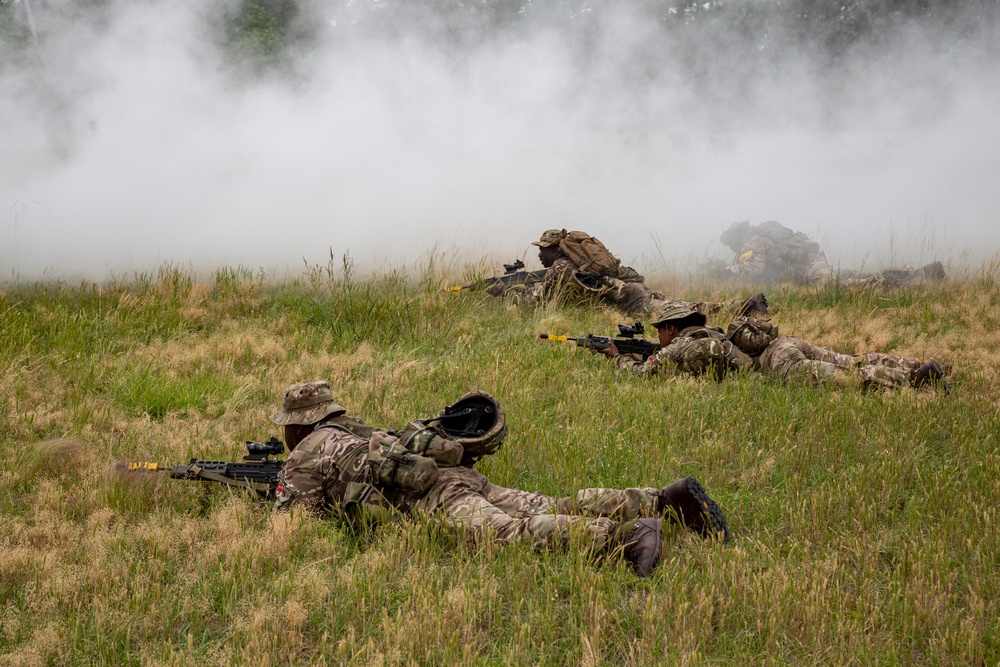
[{"x1": 593, "y1": 340, "x2": 620, "y2": 358}]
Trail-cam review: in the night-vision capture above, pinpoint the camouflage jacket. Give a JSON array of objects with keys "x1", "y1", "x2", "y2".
[
  {"x1": 540, "y1": 256, "x2": 580, "y2": 299},
  {"x1": 273, "y1": 415, "x2": 380, "y2": 514},
  {"x1": 274, "y1": 416, "x2": 469, "y2": 516},
  {"x1": 614, "y1": 324, "x2": 756, "y2": 378}
]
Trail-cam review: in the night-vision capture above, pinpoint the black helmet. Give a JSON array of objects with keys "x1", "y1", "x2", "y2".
[{"x1": 434, "y1": 391, "x2": 507, "y2": 465}]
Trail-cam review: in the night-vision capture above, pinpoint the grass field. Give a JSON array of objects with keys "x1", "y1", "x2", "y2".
[{"x1": 2, "y1": 256, "x2": 999, "y2": 665}]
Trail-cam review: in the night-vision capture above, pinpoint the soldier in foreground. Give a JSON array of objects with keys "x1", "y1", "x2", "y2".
[
  {"x1": 592, "y1": 302, "x2": 949, "y2": 391},
  {"x1": 271, "y1": 381, "x2": 729, "y2": 578},
  {"x1": 500, "y1": 228, "x2": 761, "y2": 317}
]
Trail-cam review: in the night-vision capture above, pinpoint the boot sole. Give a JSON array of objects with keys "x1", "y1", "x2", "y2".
[{"x1": 684, "y1": 477, "x2": 730, "y2": 543}]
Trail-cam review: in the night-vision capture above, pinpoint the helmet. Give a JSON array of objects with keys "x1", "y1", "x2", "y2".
[
  {"x1": 434, "y1": 391, "x2": 507, "y2": 465},
  {"x1": 650, "y1": 301, "x2": 707, "y2": 329}
]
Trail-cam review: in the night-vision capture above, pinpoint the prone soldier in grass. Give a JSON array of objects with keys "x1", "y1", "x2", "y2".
[
  {"x1": 593, "y1": 301, "x2": 949, "y2": 391},
  {"x1": 716, "y1": 220, "x2": 947, "y2": 289},
  {"x1": 500, "y1": 228, "x2": 767, "y2": 318},
  {"x1": 271, "y1": 381, "x2": 729, "y2": 578},
  {"x1": 838, "y1": 261, "x2": 947, "y2": 290}
]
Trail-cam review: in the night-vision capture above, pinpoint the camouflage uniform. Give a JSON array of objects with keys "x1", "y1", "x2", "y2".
[
  {"x1": 273, "y1": 416, "x2": 381, "y2": 514},
  {"x1": 530, "y1": 229, "x2": 727, "y2": 317},
  {"x1": 414, "y1": 466, "x2": 667, "y2": 548},
  {"x1": 614, "y1": 302, "x2": 944, "y2": 390},
  {"x1": 614, "y1": 324, "x2": 755, "y2": 378},
  {"x1": 838, "y1": 261, "x2": 947, "y2": 290},
  {"x1": 270, "y1": 383, "x2": 723, "y2": 555},
  {"x1": 721, "y1": 220, "x2": 831, "y2": 284},
  {"x1": 757, "y1": 337, "x2": 925, "y2": 389},
  {"x1": 276, "y1": 418, "x2": 673, "y2": 549}
]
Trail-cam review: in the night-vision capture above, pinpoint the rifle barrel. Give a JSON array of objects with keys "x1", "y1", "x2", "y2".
[{"x1": 539, "y1": 332, "x2": 659, "y2": 359}]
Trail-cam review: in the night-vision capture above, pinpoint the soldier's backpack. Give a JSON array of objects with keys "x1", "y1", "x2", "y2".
[
  {"x1": 367, "y1": 431, "x2": 440, "y2": 495},
  {"x1": 726, "y1": 317, "x2": 779, "y2": 356},
  {"x1": 755, "y1": 221, "x2": 820, "y2": 266},
  {"x1": 558, "y1": 231, "x2": 622, "y2": 276}
]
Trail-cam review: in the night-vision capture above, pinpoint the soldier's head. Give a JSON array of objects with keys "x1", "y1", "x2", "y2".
[
  {"x1": 532, "y1": 229, "x2": 567, "y2": 268},
  {"x1": 720, "y1": 220, "x2": 752, "y2": 251},
  {"x1": 270, "y1": 381, "x2": 346, "y2": 450},
  {"x1": 650, "y1": 302, "x2": 707, "y2": 346}
]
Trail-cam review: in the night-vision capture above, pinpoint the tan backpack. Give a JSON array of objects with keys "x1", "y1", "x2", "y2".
[{"x1": 558, "y1": 231, "x2": 621, "y2": 276}]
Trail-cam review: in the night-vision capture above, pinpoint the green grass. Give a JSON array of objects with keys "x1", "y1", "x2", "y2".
[{"x1": 1, "y1": 261, "x2": 998, "y2": 665}]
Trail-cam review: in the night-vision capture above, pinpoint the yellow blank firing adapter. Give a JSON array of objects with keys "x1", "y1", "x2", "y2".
[
  {"x1": 539, "y1": 334, "x2": 570, "y2": 342},
  {"x1": 127, "y1": 462, "x2": 161, "y2": 470}
]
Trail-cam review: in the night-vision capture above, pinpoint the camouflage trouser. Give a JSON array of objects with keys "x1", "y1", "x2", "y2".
[
  {"x1": 413, "y1": 467, "x2": 659, "y2": 550},
  {"x1": 855, "y1": 352, "x2": 923, "y2": 389},
  {"x1": 618, "y1": 282, "x2": 657, "y2": 316},
  {"x1": 759, "y1": 336, "x2": 920, "y2": 388}
]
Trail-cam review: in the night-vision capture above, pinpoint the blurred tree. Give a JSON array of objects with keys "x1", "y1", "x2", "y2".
[
  {"x1": 1, "y1": 0, "x2": 32, "y2": 47},
  {"x1": 232, "y1": 2, "x2": 286, "y2": 64}
]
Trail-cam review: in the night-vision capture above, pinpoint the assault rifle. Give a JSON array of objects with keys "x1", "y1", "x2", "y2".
[
  {"x1": 539, "y1": 322, "x2": 661, "y2": 361},
  {"x1": 126, "y1": 437, "x2": 285, "y2": 500},
  {"x1": 445, "y1": 259, "x2": 546, "y2": 293}
]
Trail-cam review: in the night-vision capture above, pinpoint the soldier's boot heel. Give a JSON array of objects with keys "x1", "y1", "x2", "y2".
[
  {"x1": 620, "y1": 518, "x2": 663, "y2": 577},
  {"x1": 655, "y1": 476, "x2": 729, "y2": 543},
  {"x1": 911, "y1": 359, "x2": 945, "y2": 391}
]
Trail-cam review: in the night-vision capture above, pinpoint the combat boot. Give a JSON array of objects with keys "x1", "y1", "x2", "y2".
[
  {"x1": 910, "y1": 359, "x2": 950, "y2": 395},
  {"x1": 655, "y1": 477, "x2": 729, "y2": 542},
  {"x1": 738, "y1": 292, "x2": 769, "y2": 318},
  {"x1": 618, "y1": 518, "x2": 663, "y2": 578}
]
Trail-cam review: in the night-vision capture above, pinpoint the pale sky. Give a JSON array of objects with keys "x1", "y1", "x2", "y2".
[{"x1": 2, "y1": 1, "x2": 998, "y2": 279}]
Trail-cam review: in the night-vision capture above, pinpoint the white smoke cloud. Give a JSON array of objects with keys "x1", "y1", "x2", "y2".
[{"x1": 1, "y1": 0, "x2": 998, "y2": 279}]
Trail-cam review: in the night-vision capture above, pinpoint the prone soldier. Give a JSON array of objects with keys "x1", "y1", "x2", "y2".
[
  {"x1": 837, "y1": 262, "x2": 947, "y2": 290},
  {"x1": 502, "y1": 228, "x2": 762, "y2": 318},
  {"x1": 592, "y1": 302, "x2": 949, "y2": 392},
  {"x1": 271, "y1": 381, "x2": 729, "y2": 578}
]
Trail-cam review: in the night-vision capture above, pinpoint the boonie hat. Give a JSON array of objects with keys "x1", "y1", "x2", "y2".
[
  {"x1": 270, "y1": 381, "x2": 346, "y2": 426},
  {"x1": 651, "y1": 301, "x2": 707, "y2": 329},
  {"x1": 531, "y1": 229, "x2": 567, "y2": 247}
]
